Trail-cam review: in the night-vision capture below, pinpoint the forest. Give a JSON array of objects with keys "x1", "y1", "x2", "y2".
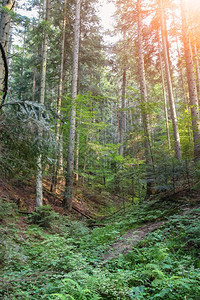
[{"x1": 0, "y1": 0, "x2": 200, "y2": 299}]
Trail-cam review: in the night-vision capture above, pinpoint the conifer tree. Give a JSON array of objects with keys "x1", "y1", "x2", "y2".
[
  {"x1": 159, "y1": 0, "x2": 182, "y2": 160},
  {"x1": 36, "y1": 0, "x2": 49, "y2": 207},
  {"x1": 64, "y1": 0, "x2": 81, "y2": 210},
  {"x1": 181, "y1": 0, "x2": 200, "y2": 162}
]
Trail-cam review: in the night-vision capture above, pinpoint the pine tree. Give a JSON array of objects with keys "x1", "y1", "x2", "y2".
[
  {"x1": 159, "y1": 0, "x2": 182, "y2": 160},
  {"x1": 181, "y1": 0, "x2": 200, "y2": 162},
  {"x1": 36, "y1": 0, "x2": 49, "y2": 207},
  {"x1": 64, "y1": 0, "x2": 81, "y2": 210}
]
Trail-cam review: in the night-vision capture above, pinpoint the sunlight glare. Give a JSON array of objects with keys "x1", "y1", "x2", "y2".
[
  {"x1": 97, "y1": 0, "x2": 116, "y2": 31},
  {"x1": 186, "y1": 0, "x2": 200, "y2": 10}
]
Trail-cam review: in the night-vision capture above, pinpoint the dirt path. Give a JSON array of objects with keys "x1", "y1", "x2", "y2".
[
  {"x1": 102, "y1": 204, "x2": 200, "y2": 262},
  {"x1": 102, "y1": 220, "x2": 164, "y2": 261}
]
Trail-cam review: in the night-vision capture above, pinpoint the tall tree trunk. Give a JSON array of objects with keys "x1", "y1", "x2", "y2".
[
  {"x1": 64, "y1": 0, "x2": 81, "y2": 210},
  {"x1": 19, "y1": 30, "x2": 26, "y2": 100},
  {"x1": 175, "y1": 34, "x2": 188, "y2": 107},
  {"x1": 181, "y1": 0, "x2": 200, "y2": 162},
  {"x1": 116, "y1": 89, "x2": 120, "y2": 144},
  {"x1": 0, "y1": 0, "x2": 14, "y2": 100},
  {"x1": 193, "y1": 42, "x2": 200, "y2": 104},
  {"x1": 32, "y1": 67, "x2": 36, "y2": 102},
  {"x1": 137, "y1": 0, "x2": 153, "y2": 196},
  {"x1": 82, "y1": 133, "x2": 88, "y2": 185},
  {"x1": 35, "y1": 0, "x2": 49, "y2": 207},
  {"x1": 175, "y1": 32, "x2": 192, "y2": 142},
  {"x1": 160, "y1": 0, "x2": 182, "y2": 160},
  {"x1": 119, "y1": 68, "x2": 126, "y2": 156},
  {"x1": 51, "y1": 0, "x2": 67, "y2": 193},
  {"x1": 75, "y1": 127, "x2": 80, "y2": 182},
  {"x1": 159, "y1": 41, "x2": 171, "y2": 150}
]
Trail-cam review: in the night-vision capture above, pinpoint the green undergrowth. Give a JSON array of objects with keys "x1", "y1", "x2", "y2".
[{"x1": 0, "y1": 198, "x2": 200, "y2": 299}]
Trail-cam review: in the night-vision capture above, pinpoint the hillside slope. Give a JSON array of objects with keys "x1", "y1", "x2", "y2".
[{"x1": 0, "y1": 188, "x2": 200, "y2": 299}]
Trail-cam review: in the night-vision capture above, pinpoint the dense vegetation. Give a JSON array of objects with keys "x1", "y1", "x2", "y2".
[
  {"x1": 1, "y1": 0, "x2": 200, "y2": 203},
  {"x1": 1, "y1": 0, "x2": 200, "y2": 298},
  {"x1": 0, "y1": 198, "x2": 200, "y2": 299}
]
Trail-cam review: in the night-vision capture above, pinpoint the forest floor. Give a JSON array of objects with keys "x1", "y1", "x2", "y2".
[
  {"x1": 102, "y1": 220, "x2": 165, "y2": 261},
  {"x1": 0, "y1": 176, "x2": 123, "y2": 219},
  {"x1": 102, "y1": 203, "x2": 200, "y2": 261},
  {"x1": 1, "y1": 178, "x2": 200, "y2": 299}
]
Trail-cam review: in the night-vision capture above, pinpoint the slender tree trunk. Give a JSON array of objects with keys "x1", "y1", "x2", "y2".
[
  {"x1": 193, "y1": 43, "x2": 200, "y2": 104},
  {"x1": 74, "y1": 104, "x2": 81, "y2": 184},
  {"x1": 116, "y1": 90, "x2": 120, "y2": 144},
  {"x1": 19, "y1": 30, "x2": 26, "y2": 100},
  {"x1": 159, "y1": 41, "x2": 171, "y2": 150},
  {"x1": 127, "y1": 98, "x2": 133, "y2": 127},
  {"x1": 51, "y1": 0, "x2": 67, "y2": 192},
  {"x1": 64, "y1": 0, "x2": 81, "y2": 210},
  {"x1": 119, "y1": 68, "x2": 126, "y2": 156},
  {"x1": 82, "y1": 133, "x2": 88, "y2": 185},
  {"x1": 0, "y1": 0, "x2": 14, "y2": 99},
  {"x1": 175, "y1": 33, "x2": 192, "y2": 141},
  {"x1": 137, "y1": 0, "x2": 151, "y2": 160},
  {"x1": 175, "y1": 34, "x2": 188, "y2": 107},
  {"x1": 137, "y1": 0, "x2": 153, "y2": 196},
  {"x1": 75, "y1": 127, "x2": 80, "y2": 182},
  {"x1": 35, "y1": 0, "x2": 49, "y2": 207},
  {"x1": 181, "y1": 0, "x2": 200, "y2": 162},
  {"x1": 160, "y1": 0, "x2": 182, "y2": 160},
  {"x1": 32, "y1": 67, "x2": 36, "y2": 102}
]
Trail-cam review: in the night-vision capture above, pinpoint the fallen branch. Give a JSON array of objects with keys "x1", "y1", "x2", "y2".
[
  {"x1": 18, "y1": 211, "x2": 32, "y2": 215},
  {"x1": 100, "y1": 203, "x2": 135, "y2": 221},
  {"x1": 72, "y1": 206, "x2": 92, "y2": 219}
]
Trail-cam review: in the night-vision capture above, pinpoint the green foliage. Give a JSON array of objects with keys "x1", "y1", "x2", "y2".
[
  {"x1": 0, "y1": 103, "x2": 55, "y2": 180},
  {"x1": 28, "y1": 205, "x2": 58, "y2": 228},
  {"x1": 0, "y1": 198, "x2": 16, "y2": 222},
  {"x1": 1, "y1": 199, "x2": 199, "y2": 299}
]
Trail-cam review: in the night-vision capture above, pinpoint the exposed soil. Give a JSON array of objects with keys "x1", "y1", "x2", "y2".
[
  {"x1": 102, "y1": 221, "x2": 165, "y2": 261},
  {"x1": 1, "y1": 176, "x2": 200, "y2": 261},
  {"x1": 102, "y1": 204, "x2": 200, "y2": 261},
  {"x1": 0, "y1": 177, "x2": 112, "y2": 219}
]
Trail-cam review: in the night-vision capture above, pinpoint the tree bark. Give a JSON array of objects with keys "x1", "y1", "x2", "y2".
[
  {"x1": 0, "y1": 0, "x2": 14, "y2": 100},
  {"x1": 158, "y1": 40, "x2": 171, "y2": 151},
  {"x1": 137, "y1": 0, "x2": 153, "y2": 196},
  {"x1": 51, "y1": 0, "x2": 67, "y2": 193},
  {"x1": 181, "y1": 0, "x2": 200, "y2": 162},
  {"x1": 175, "y1": 33, "x2": 188, "y2": 107},
  {"x1": 193, "y1": 42, "x2": 200, "y2": 105},
  {"x1": 119, "y1": 68, "x2": 126, "y2": 156},
  {"x1": 160, "y1": 0, "x2": 182, "y2": 160},
  {"x1": 75, "y1": 127, "x2": 80, "y2": 182},
  {"x1": 116, "y1": 89, "x2": 120, "y2": 144},
  {"x1": 64, "y1": 0, "x2": 81, "y2": 210},
  {"x1": 35, "y1": 0, "x2": 49, "y2": 207},
  {"x1": 32, "y1": 67, "x2": 36, "y2": 102}
]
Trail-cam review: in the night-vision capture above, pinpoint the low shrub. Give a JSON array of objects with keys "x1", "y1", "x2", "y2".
[{"x1": 28, "y1": 205, "x2": 58, "y2": 228}]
